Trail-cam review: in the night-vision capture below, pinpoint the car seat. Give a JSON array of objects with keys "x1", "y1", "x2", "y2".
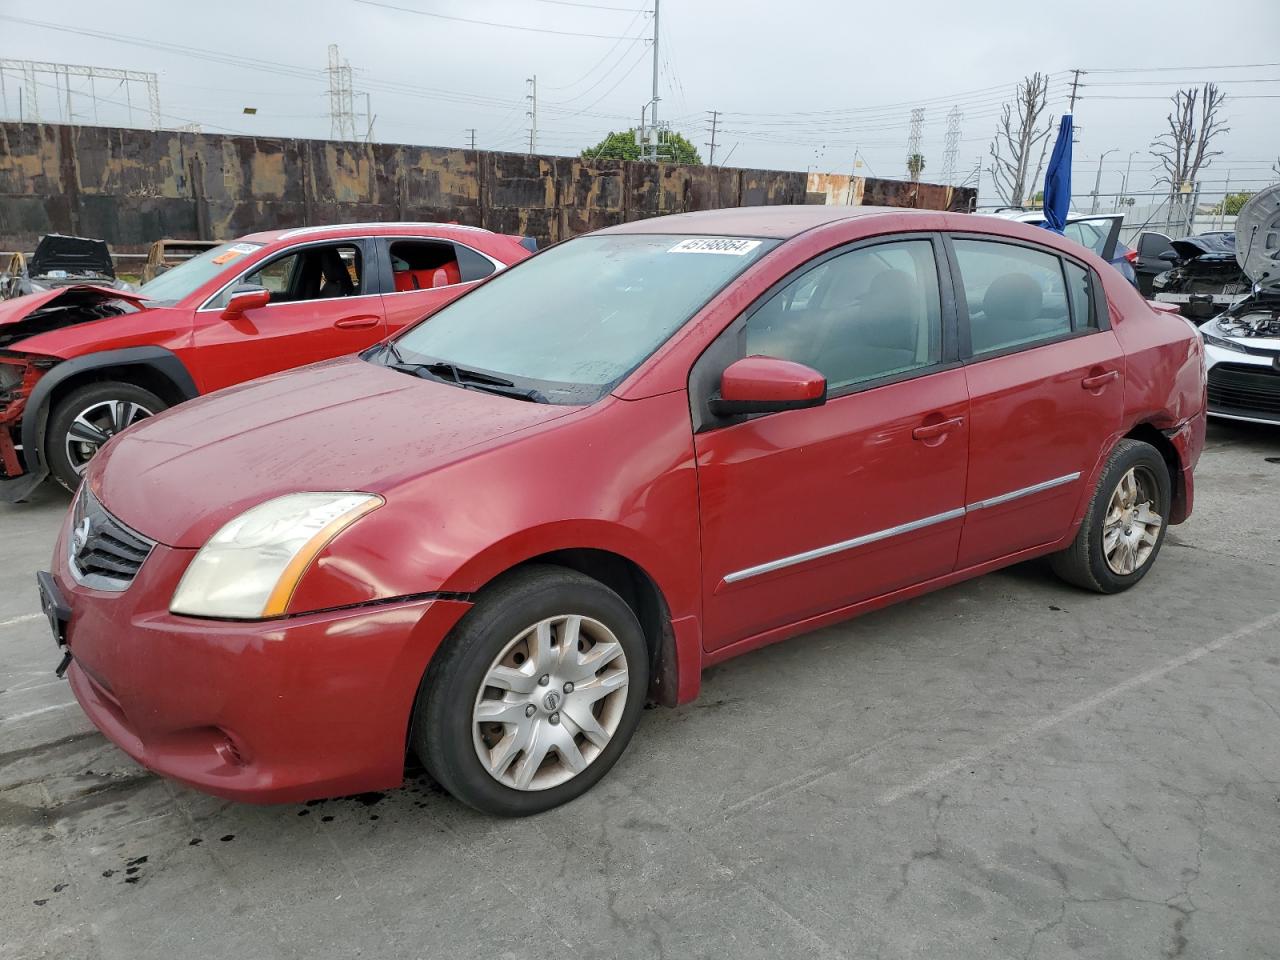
[
  {"x1": 318, "y1": 249, "x2": 356, "y2": 298},
  {"x1": 977, "y1": 273, "x2": 1044, "y2": 352}
]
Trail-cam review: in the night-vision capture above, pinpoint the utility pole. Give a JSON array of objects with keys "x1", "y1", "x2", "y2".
[
  {"x1": 1068, "y1": 68, "x2": 1084, "y2": 112},
  {"x1": 1090, "y1": 148, "x2": 1116, "y2": 214},
  {"x1": 1219, "y1": 170, "x2": 1231, "y2": 229},
  {"x1": 941, "y1": 105, "x2": 962, "y2": 185},
  {"x1": 649, "y1": 0, "x2": 660, "y2": 160},
  {"x1": 705, "y1": 109, "x2": 719, "y2": 166},
  {"x1": 466, "y1": 128, "x2": 476, "y2": 151},
  {"x1": 906, "y1": 107, "x2": 923, "y2": 181},
  {"x1": 1116, "y1": 150, "x2": 1137, "y2": 212},
  {"x1": 526, "y1": 75, "x2": 537, "y2": 155}
]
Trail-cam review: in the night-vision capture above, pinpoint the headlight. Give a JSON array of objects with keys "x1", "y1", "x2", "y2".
[
  {"x1": 170, "y1": 492, "x2": 382, "y2": 619},
  {"x1": 1200, "y1": 326, "x2": 1246, "y2": 353}
]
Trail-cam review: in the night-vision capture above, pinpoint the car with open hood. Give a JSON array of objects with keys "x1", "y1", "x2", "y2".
[
  {"x1": 1198, "y1": 186, "x2": 1280, "y2": 424},
  {"x1": 38, "y1": 205, "x2": 1206, "y2": 816},
  {"x1": 0, "y1": 222, "x2": 533, "y2": 500}
]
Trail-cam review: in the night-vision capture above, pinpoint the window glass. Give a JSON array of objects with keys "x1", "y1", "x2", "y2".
[
  {"x1": 1137, "y1": 233, "x2": 1174, "y2": 258},
  {"x1": 389, "y1": 240, "x2": 462, "y2": 291},
  {"x1": 138, "y1": 240, "x2": 263, "y2": 305},
  {"x1": 1063, "y1": 221, "x2": 1106, "y2": 256},
  {"x1": 209, "y1": 243, "x2": 363, "y2": 308},
  {"x1": 742, "y1": 240, "x2": 942, "y2": 391},
  {"x1": 455, "y1": 244, "x2": 497, "y2": 283},
  {"x1": 953, "y1": 240, "x2": 1071, "y2": 355},
  {"x1": 1064, "y1": 261, "x2": 1095, "y2": 332},
  {"x1": 393, "y1": 234, "x2": 777, "y2": 404}
]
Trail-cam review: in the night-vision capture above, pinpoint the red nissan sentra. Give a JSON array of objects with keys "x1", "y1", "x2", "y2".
[{"x1": 38, "y1": 207, "x2": 1207, "y2": 816}]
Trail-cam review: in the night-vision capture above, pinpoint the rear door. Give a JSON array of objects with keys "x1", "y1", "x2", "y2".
[
  {"x1": 692, "y1": 235, "x2": 970, "y2": 650},
  {"x1": 191, "y1": 238, "x2": 386, "y2": 392},
  {"x1": 947, "y1": 234, "x2": 1125, "y2": 568},
  {"x1": 378, "y1": 237, "x2": 499, "y2": 334}
]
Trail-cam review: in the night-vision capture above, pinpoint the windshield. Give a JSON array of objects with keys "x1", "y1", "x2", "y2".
[
  {"x1": 137, "y1": 241, "x2": 264, "y2": 304},
  {"x1": 388, "y1": 233, "x2": 778, "y2": 403}
]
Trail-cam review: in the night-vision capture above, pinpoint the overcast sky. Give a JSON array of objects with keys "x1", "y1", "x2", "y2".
[{"x1": 2, "y1": 0, "x2": 1277, "y2": 202}]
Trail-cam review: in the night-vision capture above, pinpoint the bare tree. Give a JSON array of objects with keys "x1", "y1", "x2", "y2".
[
  {"x1": 987, "y1": 73, "x2": 1055, "y2": 207},
  {"x1": 1151, "y1": 83, "x2": 1228, "y2": 192}
]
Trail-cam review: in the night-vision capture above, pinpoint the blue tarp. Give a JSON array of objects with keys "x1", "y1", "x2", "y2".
[{"x1": 1041, "y1": 114, "x2": 1073, "y2": 234}]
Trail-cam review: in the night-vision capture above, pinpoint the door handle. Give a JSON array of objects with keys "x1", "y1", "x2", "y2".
[
  {"x1": 333, "y1": 315, "x2": 381, "y2": 330},
  {"x1": 1081, "y1": 370, "x2": 1118, "y2": 390},
  {"x1": 912, "y1": 416, "x2": 965, "y2": 441}
]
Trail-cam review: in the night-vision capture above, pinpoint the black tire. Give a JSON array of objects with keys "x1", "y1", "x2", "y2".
[
  {"x1": 1050, "y1": 439, "x2": 1172, "y2": 594},
  {"x1": 45, "y1": 381, "x2": 166, "y2": 493},
  {"x1": 413, "y1": 564, "x2": 649, "y2": 816}
]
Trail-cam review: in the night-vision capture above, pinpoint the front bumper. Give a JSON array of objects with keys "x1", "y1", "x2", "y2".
[
  {"x1": 1204, "y1": 342, "x2": 1280, "y2": 424},
  {"x1": 49, "y1": 517, "x2": 471, "y2": 803}
]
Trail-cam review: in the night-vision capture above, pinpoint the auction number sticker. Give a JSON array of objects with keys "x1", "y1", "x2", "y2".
[
  {"x1": 211, "y1": 243, "x2": 260, "y2": 265},
  {"x1": 668, "y1": 237, "x2": 762, "y2": 256}
]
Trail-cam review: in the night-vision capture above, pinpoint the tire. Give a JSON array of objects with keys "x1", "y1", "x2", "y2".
[
  {"x1": 413, "y1": 564, "x2": 649, "y2": 816},
  {"x1": 45, "y1": 381, "x2": 165, "y2": 493},
  {"x1": 1050, "y1": 439, "x2": 1172, "y2": 594}
]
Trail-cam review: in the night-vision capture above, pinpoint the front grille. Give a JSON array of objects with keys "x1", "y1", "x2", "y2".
[
  {"x1": 1207, "y1": 362, "x2": 1280, "y2": 418},
  {"x1": 69, "y1": 489, "x2": 155, "y2": 591}
]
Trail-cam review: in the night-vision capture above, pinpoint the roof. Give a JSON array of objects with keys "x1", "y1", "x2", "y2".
[
  {"x1": 239, "y1": 222, "x2": 497, "y2": 244},
  {"x1": 599, "y1": 205, "x2": 940, "y2": 240}
]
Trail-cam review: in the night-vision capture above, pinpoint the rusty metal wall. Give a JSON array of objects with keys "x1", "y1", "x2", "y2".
[{"x1": 0, "y1": 122, "x2": 975, "y2": 253}]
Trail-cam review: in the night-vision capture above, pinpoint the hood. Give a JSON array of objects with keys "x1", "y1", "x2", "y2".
[
  {"x1": 1235, "y1": 185, "x2": 1280, "y2": 291},
  {"x1": 0, "y1": 285, "x2": 149, "y2": 350},
  {"x1": 91, "y1": 356, "x2": 580, "y2": 548},
  {"x1": 29, "y1": 234, "x2": 115, "y2": 278},
  {"x1": 1170, "y1": 236, "x2": 1237, "y2": 263}
]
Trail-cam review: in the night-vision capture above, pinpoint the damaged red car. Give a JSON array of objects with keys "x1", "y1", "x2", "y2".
[
  {"x1": 40, "y1": 207, "x2": 1206, "y2": 816},
  {"x1": 0, "y1": 222, "x2": 533, "y2": 499}
]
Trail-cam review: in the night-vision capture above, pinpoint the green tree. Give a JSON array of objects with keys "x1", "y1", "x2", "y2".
[
  {"x1": 582, "y1": 129, "x2": 703, "y2": 165},
  {"x1": 1216, "y1": 191, "x2": 1251, "y2": 216},
  {"x1": 907, "y1": 152, "x2": 926, "y2": 181}
]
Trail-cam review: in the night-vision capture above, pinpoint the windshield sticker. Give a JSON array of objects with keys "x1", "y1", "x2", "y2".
[
  {"x1": 210, "y1": 243, "x2": 259, "y2": 265},
  {"x1": 668, "y1": 238, "x2": 763, "y2": 256}
]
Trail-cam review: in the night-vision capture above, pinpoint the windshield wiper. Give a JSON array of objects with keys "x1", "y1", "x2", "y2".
[{"x1": 381, "y1": 349, "x2": 546, "y2": 402}]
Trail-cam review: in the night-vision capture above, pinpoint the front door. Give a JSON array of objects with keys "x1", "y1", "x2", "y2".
[
  {"x1": 947, "y1": 235, "x2": 1125, "y2": 567},
  {"x1": 191, "y1": 239, "x2": 386, "y2": 392},
  {"x1": 692, "y1": 236, "x2": 970, "y2": 651}
]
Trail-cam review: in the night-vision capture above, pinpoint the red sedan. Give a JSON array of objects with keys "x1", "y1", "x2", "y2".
[
  {"x1": 0, "y1": 222, "x2": 533, "y2": 498},
  {"x1": 39, "y1": 206, "x2": 1206, "y2": 815}
]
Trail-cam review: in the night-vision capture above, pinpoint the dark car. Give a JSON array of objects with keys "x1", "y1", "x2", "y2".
[
  {"x1": 41, "y1": 205, "x2": 1206, "y2": 816},
  {"x1": 1144, "y1": 232, "x2": 1251, "y2": 321}
]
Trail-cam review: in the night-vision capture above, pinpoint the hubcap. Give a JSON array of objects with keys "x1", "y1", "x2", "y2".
[
  {"x1": 472, "y1": 614, "x2": 629, "y2": 791},
  {"x1": 1102, "y1": 466, "x2": 1163, "y2": 576},
  {"x1": 64, "y1": 400, "x2": 154, "y2": 475}
]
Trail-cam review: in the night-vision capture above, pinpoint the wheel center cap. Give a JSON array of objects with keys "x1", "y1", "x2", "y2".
[{"x1": 542, "y1": 690, "x2": 561, "y2": 712}]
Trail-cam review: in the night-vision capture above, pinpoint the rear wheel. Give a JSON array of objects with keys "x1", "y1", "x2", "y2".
[
  {"x1": 413, "y1": 564, "x2": 648, "y2": 816},
  {"x1": 45, "y1": 381, "x2": 165, "y2": 493},
  {"x1": 1050, "y1": 439, "x2": 1171, "y2": 593}
]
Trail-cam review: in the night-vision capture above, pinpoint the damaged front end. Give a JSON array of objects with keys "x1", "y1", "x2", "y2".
[
  {"x1": 0, "y1": 286, "x2": 148, "y2": 500},
  {"x1": 1152, "y1": 235, "x2": 1252, "y2": 322},
  {"x1": 1, "y1": 234, "x2": 133, "y2": 300}
]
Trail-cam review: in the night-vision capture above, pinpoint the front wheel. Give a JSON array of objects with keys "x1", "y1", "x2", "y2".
[
  {"x1": 45, "y1": 381, "x2": 165, "y2": 493},
  {"x1": 1050, "y1": 438, "x2": 1172, "y2": 594},
  {"x1": 413, "y1": 565, "x2": 649, "y2": 816}
]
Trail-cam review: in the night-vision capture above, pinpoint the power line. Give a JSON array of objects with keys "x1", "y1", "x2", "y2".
[
  {"x1": 527, "y1": 0, "x2": 648, "y2": 10},
  {"x1": 348, "y1": 0, "x2": 636, "y2": 40},
  {"x1": 1084, "y1": 61, "x2": 1280, "y2": 73},
  {"x1": 541, "y1": 10, "x2": 648, "y2": 91}
]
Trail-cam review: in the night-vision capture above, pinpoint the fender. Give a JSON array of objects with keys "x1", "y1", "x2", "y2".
[{"x1": 2, "y1": 347, "x2": 199, "y2": 501}]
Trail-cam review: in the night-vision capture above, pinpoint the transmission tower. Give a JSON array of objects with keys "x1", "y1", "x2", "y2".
[
  {"x1": 526, "y1": 75, "x2": 537, "y2": 155},
  {"x1": 327, "y1": 44, "x2": 356, "y2": 140},
  {"x1": 906, "y1": 108, "x2": 924, "y2": 181},
  {"x1": 941, "y1": 106, "x2": 962, "y2": 185},
  {"x1": 1, "y1": 59, "x2": 160, "y2": 129}
]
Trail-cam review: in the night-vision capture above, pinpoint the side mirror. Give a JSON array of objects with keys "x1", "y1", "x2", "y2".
[
  {"x1": 221, "y1": 284, "x2": 270, "y2": 320},
  {"x1": 710, "y1": 356, "x2": 827, "y2": 417},
  {"x1": 1157, "y1": 250, "x2": 1180, "y2": 262}
]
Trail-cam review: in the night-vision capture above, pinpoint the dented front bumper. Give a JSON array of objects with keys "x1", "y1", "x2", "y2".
[{"x1": 0, "y1": 354, "x2": 51, "y2": 500}]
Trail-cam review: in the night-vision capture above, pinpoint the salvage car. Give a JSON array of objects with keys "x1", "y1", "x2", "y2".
[
  {"x1": 0, "y1": 222, "x2": 533, "y2": 499},
  {"x1": 1201, "y1": 185, "x2": 1280, "y2": 423},
  {"x1": 1, "y1": 234, "x2": 132, "y2": 300},
  {"x1": 39, "y1": 206, "x2": 1206, "y2": 816},
  {"x1": 1149, "y1": 231, "x2": 1251, "y2": 321}
]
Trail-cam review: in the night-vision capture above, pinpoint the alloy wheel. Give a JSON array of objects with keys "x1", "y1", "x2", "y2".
[
  {"x1": 1102, "y1": 465, "x2": 1164, "y2": 576},
  {"x1": 64, "y1": 400, "x2": 155, "y2": 475},
  {"x1": 472, "y1": 614, "x2": 630, "y2": 791}
]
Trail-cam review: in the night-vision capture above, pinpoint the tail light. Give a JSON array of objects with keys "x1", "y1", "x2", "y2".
[{"x1": 1124, "y1": 249, "x2": 1138, "y2": 264}]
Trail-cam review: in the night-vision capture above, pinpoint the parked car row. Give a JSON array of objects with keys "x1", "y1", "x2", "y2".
[{"x1": 33, "y1": 205, "x2": 1207, "y2": 815}]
